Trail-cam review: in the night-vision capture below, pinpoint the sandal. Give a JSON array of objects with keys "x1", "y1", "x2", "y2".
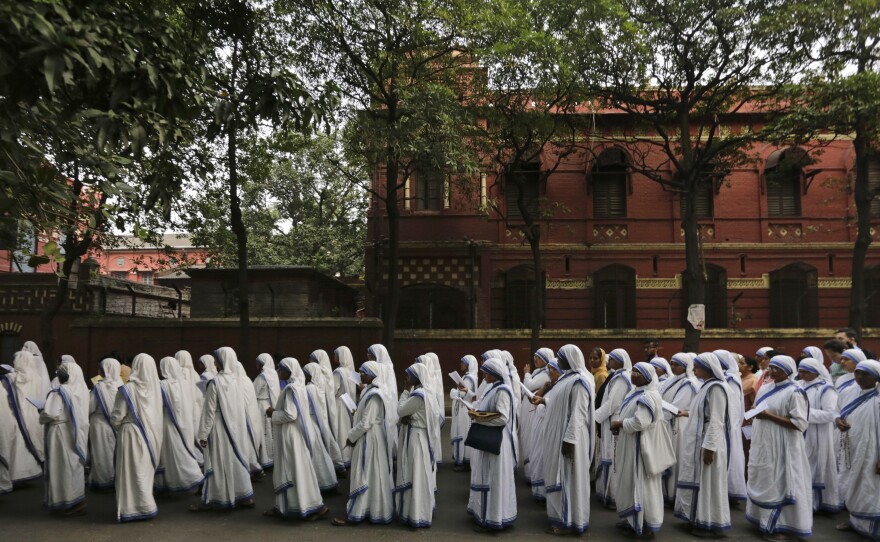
[
  {"x1": 264, "y1": 508, "x2": 282, "y2": 517},
  {"x1": 238, "y1": 499, "x2": 255, "y2": 509},
  {"x1": 63, "y1": 503, "x2": 87, "y2": 517},
  {"x1": 332, "y1": 517, "x2": 352, "y2": 527},
  {"x1": 472, "y1": 525, "x2": 494, "y2": 533},
  {"x1": 545, "y1": 526, "x2": 573, "y2": 536},
  {"x1": 305, "y1": 506, "x2": 329, "y2": 521},
  {"x1": 188, "y1": 503, "x2": 214, "y2": 513}
]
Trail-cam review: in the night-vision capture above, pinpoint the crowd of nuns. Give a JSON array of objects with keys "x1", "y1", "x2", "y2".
[{"x1": 1, "y1": 338, "x2": 879, "y2": 541}]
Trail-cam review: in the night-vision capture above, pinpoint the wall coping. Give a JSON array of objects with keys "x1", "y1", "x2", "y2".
[
  {"x1": 70, "y1": 316, "x2": 383, "y2": 329},
  {"x1": 393, "y1": 328, "x2": 879, "y2": 340}
]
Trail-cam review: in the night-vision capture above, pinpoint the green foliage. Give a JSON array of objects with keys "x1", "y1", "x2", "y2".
[{"x1": 180, "y1": 133, "x2": 368, "y2": 277}]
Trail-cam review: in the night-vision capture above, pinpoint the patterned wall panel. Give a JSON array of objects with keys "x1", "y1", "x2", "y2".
[{"x1": 381, "y1": 256, "x2": 479, "y2": 289}]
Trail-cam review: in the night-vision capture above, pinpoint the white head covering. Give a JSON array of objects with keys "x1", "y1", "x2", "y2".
[
  {"x1": 607, "y1": 348, "x2": 633, "y2": 372},
  {"x1": 58, "y1": 355, "x2": 88, "y2": 398},
  {"x1": 367, "y1": 344, "x2": 392, "y2": 364},
  {"x1": 159, "y1": 356, "x2": 198, "y2": 456},
  {"x1": 461, "y1": 355, "x2": 479, "y2": 381},
  {"x1": 649, "y1": 357, "x2": 672, "y2": 377},
  {"x1": 693, "y1": 352, "x2": 727, "y2": 381},
  {"x1": 557, "y1": 344, "x2": 589, "y2": 376},
  {"x1": 199, "y1": 354, "x2": 216, "y2": 378},
  {"x1": 405, "y1": 362, "x2": 443, "y2": 464},
  {"x1": 855, "y1": 360, "x2": 880, "y2": 384},
  {"x1": 481, "y1": 349, "x2": 503, "y2": 362},
  {"x1": 479, "y1": 358, "x2": 512, "y2": 389},
  {"x1": 256, "y1": 353, "x2": 280, "y2": 406},
  {"x1": 799, "y1": 357, "x2": 832, "y2": 383},
  {"x1": 756, "y1": 346, "x2": 773, "y2": 358},
  {"x1": 21, "y1": 341, "x2": 51, "y2": 398},
  {"x1": 49, "y1": 362, "x2": 89, "y2": 464},
  {"x1": 280, "y1": 357, "x2": 305, "y2": 385},
  {"x1": 175, "y1": 350, "x2": 201, "y2": 389},
  {"x1": 334, "y1": 346, "x2": 355, "y2": 372},
  {"x1": 801, "y1": 346, "x2": 824, "y2": 366},
  {"x1": 842, "y1": 349, "x2": 867, "y2": 365},
  {"x1": 768, "y1": 355, "x2": 798, "y2": 380},
  {"x1": 534, "y1": 348, "x2": 555, "y2": 366},
  {"x1": 13, "y1": 350, "x2": 42, "y2": 400},
  {"x1": 632, "y1": 361, "x2": 659, "y2": 389},
  {"x1": 94, "y1": 358, "x2": 122, "y2": 421},
  {"x1": 310, "y1": 349, "x2": 334, "y2": 383},
  {"x1": 125, "y1": 353, "x2": 163, "y2": 466},
  {"x1": 670, "y1": 352, "x2": 698, "y2": 383}
]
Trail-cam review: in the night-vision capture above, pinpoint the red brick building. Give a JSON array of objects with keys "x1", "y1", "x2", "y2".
[{"x1": 366, "y1": 116, "x2": 880, "y2": 334}]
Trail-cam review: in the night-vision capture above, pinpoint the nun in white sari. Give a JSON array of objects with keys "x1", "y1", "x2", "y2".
[
  {"x1": 196, "y1": 354, "x2": 216, "y2": 395},
  {"x1": 332, "y1": 346, "x2": 357, "y2": 468},
  {"x1": 660, "y1": 352, "x2": 698, "y2": 504},
  {"x1": 21, "y1": 341, "x2": 51, "y2": 399},
  {"x1": 267, "y1": 358, "x2": 328, "y2": 520},
  {"x1": 40, "y1": 362, "x2": 89, "y2": 514},
  {"x1": 798, "y1": 357, "x2": 841, "y2": 513},
  {"x1": 451, "y1": 355, "x2": 478, "y2": 468},
  {"x1": 521, "y1": 348, "x2": 552, "y2": 481},
  {"x1": 231, "y1": 359, "x2": 270, "y2": 472},
  {"x1": 467, "y1": 358, "x2": 518, "y2": 532},
  {"x1": 714, "y1": 349, "x2": 747, "y2": 502},
  {"x1": 746, "y1": 355, "x2": 812, "y2": 539},
  {"x1": 303, "y1": 362, "x2": 344, "y2": 476},
  {"x1": 310, "y1": 350, "x2": 340, "y2": 442},
  {"x1": 253, "y1": 353, "x2": 280, "y2": 466},
  {"x1": 332, "y1": 361, "x2": 394, "y2": 526},
  {"x1": 595, "y1": 348, "x2": 633, "y2": 508},
  {"x1": 175, "y1": 350, "x2": 204, "y2": 465},
  {"x1": 674, "y1": 352, "x2": 732, "y2": 536},
  {"x1": 6, "y1": 351, "x2": 45, "y2": 482},
  {"x1": 836, "y1": 360, "x2": 880, "y2": 538},
  {"x1": 88, "y1": 358, "x2": 121, "y2": 490},
  {"x1": 112, "y1": 353, "x2": 163, "y2": 522},
  {"x1": 367, "y1": 344, "x2": 399, "y2": 454},
  {"x1": 154, "y1": 357, "x2": 204, "y2": 493},
  {"x1": 0, "y1": 369, "x2": 16, "y2": 494},
  {"x1": 194, "y1": 347, "x2": 254, "y2": 510},
  {"x1": 537, "y1": 345, "x2": 594, "y2": 535},
  {"x1": 280, "y1": 358, "x2": 338, "y2": 493},
  {"x1": 395, "y1": 362, "x2": 443, "y2": 528},
  {"x1": 610, "y1": 362, "x2": 675, "y2": 537}
]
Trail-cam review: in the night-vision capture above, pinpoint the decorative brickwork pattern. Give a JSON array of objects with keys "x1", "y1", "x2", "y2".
[
  {"x1": 592, "y1": 224, "x2": 629, "y2": 241},
  {"x1": 381, "y1": 256, "x2": 479, "y2": 289}
]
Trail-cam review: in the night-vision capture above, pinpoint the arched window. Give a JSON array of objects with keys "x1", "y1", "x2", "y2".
[
  {"x1": 765, "y1": 147, "x2": 810, "y2": 217},
  {"x1": 397, "y1": 283, "x2": 470, "y2": 329},
  {"x1": 769, "y1": 263, "x2": 818, "y2": 327},
  {"x1": 594, "y1": 264, "x2": 636, "y2": 328},
  {"x1": 591, "y1": 148, "x2": 628, "y2": 218},
  {"x1": 681, "y1": 264, "x2": 728, "y2": 328},
  {"x1": 866, "y1": 265, "x2": 880, "y2": 327}
]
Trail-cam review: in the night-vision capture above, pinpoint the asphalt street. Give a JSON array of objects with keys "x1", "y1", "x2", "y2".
[{"x1": 2, "y1": 420, "x2": 858, "y2": 541}]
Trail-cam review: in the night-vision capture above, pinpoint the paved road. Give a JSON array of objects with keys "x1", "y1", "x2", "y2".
[{"x1": 3, "y1": 421, "x2": 856, "y2": 541}]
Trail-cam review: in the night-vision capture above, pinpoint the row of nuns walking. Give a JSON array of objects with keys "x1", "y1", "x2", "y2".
[{"x1": 1, "y1": 338, "x2": 879, "y2": 540}]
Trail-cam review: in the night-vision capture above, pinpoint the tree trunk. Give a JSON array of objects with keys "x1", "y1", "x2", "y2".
[
  {"x1": 382, "y1": 160, "x2": 401, "y2": 356},
  {"x1": 681, "y1": 187, "x2": 705, "y2": 353},
  {"x1": 228, "y1": 125, "x2": 250, "y2": 362},
  {"x1": 848, "y1": 111, "x2": 872, "y2": 335},
  {"x1": 39, "y1": 243, "x2": 80, "y2": 364},
  {"x1": 527, "y1": 226, "x2": 543, "y2": 357}
]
